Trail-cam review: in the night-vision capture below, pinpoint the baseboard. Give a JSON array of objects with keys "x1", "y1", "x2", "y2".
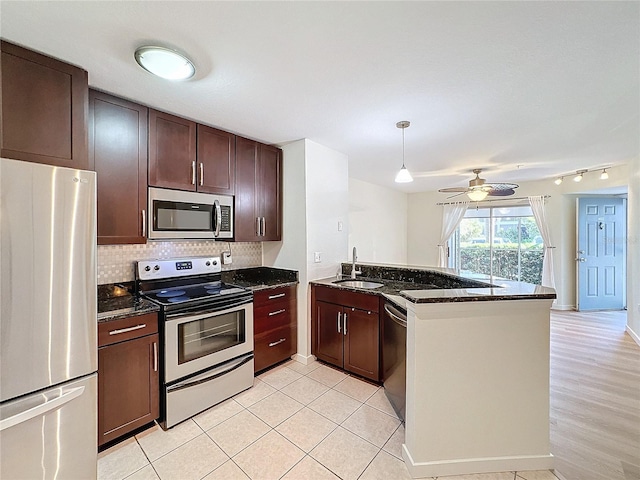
[
  {"x1": 551, "y1": 304, "x2": 575, "y2": 311},
  {"x1": 402, "y1": 445, "x2": 554, "y2": 478},
  {"x1": 291, "y1": 353, "x2": 316, "y2": 365},
  {"x1": 626, "y1": 325, "x2": 640, "y2": 346}
]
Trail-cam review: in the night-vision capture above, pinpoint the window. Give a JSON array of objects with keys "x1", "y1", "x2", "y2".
[{"x1": 450, "y1": 205, "x2": 544, "y2": 284}]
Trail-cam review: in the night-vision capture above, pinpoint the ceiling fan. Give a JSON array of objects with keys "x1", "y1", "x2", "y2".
[{"x1": 438, "y1": 169, "x2": 519, "y2": 201}]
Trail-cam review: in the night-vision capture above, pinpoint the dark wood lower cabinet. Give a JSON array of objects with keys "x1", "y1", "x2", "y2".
[
  {"x1": 98, "y1": 314, "x2": 159, "y2": 446},
  {"x1": 312, "y1": 286, "x2": 380, "y2": 381},
  {"x1": 253, "y1": 285, "x2": 297, "y2": 373}
]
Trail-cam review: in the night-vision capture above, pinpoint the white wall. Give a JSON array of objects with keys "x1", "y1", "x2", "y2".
[
  {"x1": 348, "y1": 178, "x2": 408, "y2": 264},
  {"x1": 627, "y1": 156, "x2": 640, "y2": 344},
  {"x1": 406, "y1": 164, "x2": 631, "y2": 310},
  {"x1": 263, "y1": 139, "x2": 349, "y2": 360}
]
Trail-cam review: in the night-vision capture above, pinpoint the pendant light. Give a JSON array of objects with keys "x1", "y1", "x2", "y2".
[{"x1": 394, "y1": 121, "x2": 413, "y2": 183}]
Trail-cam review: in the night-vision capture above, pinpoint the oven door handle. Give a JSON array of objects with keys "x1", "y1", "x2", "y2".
[
  {"x1": 165, "y1": 298, "x2": 252, "y2": 321},
  {"x1": 166, "y1": 354, "x2": 253, "y2": 393}
]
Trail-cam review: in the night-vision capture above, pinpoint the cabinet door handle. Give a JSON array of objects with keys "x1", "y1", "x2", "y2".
[
  {"x1": 109, "y1": 324, "x2": 146, "y2": 335},
  {"x1": 268, "y1": 338, "x2": 286, "y2": 347},
  {"x1": 141, "y1": 209, "x2": 146, "y2": 237},
  {"x1": 268, "y1": 293, "x2": 286, "y2": 300},
  {"x1": 199, "y1": 162, "x2": 204, "y2": 186},
  {"x1": 268, "y1": 309, "x2": 286, "y2": 317},
  {"x1": 256, "y1": 217, "x2": 261, "y2": 236},
  {"x1": 337, "y1": 312, "x2": 341, "y2": 333},
  {"x1": 344, "y1": 313, "x2": 348, "y2": 336},
  {"x1": 153, "y1": 342, "x2": 158, "y2": 372},
  {"x1": 261, "y1": 217, "x2": 266, "y2": 236},
  {"x1": 191, "y1": 161, "x2": 196, "y2": 185}
]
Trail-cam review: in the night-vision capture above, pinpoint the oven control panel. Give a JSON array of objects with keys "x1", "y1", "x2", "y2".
[{"x1": 137, "y1": 256, "x2": 221, "y2": 280}]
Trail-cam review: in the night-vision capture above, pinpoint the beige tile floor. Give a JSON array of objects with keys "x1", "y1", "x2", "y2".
[{"x1": 98, "y1": 359, "x2": 561, "y2": 480}]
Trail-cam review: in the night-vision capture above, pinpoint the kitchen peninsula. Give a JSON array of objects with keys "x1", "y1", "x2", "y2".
[{"x1": 311, "y1": 263, "x2": 556, "y2": 479}]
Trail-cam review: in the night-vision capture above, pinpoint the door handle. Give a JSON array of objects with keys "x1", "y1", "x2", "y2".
[
  {"x1": 576, "y1": 258, "x2": 586, "y2": 262},
  {"x1": 214, "y1": 199, "x2": 222, "y2": 237},
  {"x1": 256, "y1": 217, "x2": 261, "y2": 236},
  {"x1": 268, "y1": 338, "x2": 286, "y2": 347},
  {"x1": 343, "y1": 312, "x2": 348, "y2": 336},
  {"x1": 153, "y1": 342, "x2": 158, "y2": 372},
  {"x1": 141, "y1": 209, "x2": 146, "y2": 237},
  {"x1": 191, "y1": 161, "x2": 196, "y2": 185},
  {"x1": 261, "y1": 217, "x2": 266, "y2": 237},
  {"x1": 0, "y1": 386, "x2": 85, "y2": 432},
  {"x1": 199, "y1": 163, "x2": 204, "y2": 186},
  {"x1": 268, "y1": 293, "x2": 286, "y2": 300},
  {"x1": 268, "y1": 309, "x2": 286, "y2": 317},
  {"x1": 337, "y1": 312, "x2": 341, "y2": 333}
]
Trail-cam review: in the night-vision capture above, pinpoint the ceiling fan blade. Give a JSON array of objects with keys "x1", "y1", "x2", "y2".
[
  {"x1": 487, "y1": 188, "x2": 516, "y2": 196},
  {"x1": 446, "y1": 192, "x2": 467, "y2": 199},
  {"x1": 438, "y1": 187, "x2": 468, "y2": 193}
]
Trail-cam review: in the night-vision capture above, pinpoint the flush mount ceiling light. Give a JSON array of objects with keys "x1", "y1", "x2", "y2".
[
  {"x1": 600, "y1": 168, "x2": 609, "y2": 180},
  {"x1": 574, "y1": 169, "x2": 587, "y2": 182},
  {"x1": 134, "y1": 46, "x2": 195, "y2": 80},
  {"x1": 554, "y1": 176, "x2": 564, "y2": 185},
  {"x1": 394, "y1": 121, "x2": 413, "y2": 183}
]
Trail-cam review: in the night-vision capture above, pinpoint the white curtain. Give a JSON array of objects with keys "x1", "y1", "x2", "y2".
[
  {"x1": 437, "y1": 201, "x2": 469, "y2": 268},
  {"x1": 529, "y1": 195, "x2": 556, "y2": 289}
]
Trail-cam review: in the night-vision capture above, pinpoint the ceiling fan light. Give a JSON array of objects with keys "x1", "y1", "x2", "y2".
[
  {"x1": 467, "y1": 188, "x2": 489, "y2": 202},
  {"x1": 600, "y1": 169, "x2": 609, "y2": 180},
  {"x1": 395, "y1": 165, "x2": 413, "y2": 183},
  {"x1": 554, "y1": 177, "x2": 563, "y2": 185},
  {"x1": 134, "y1": 46, "x2": 195, "y2": 80}
]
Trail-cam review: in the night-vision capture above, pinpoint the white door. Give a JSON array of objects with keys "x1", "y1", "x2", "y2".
[{"x1": 576, "y1": 197, "x2": 626, "y2": 311}]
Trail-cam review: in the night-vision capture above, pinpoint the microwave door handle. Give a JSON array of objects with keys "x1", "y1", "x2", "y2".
[{"x1": 213, "y1": 199, "x2": 221, "y2": 237}]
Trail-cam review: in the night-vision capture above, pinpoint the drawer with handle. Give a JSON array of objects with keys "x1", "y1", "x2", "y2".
[
  {"x1": 254, "y1": 324, "x2": 296, "y2": 373},
  {"x1": 98, "y1": 313, "x2": 158, "y2": 347},
  {"x1": 253, "y1": 303, "x2": 293, "y2": 335},
  {"x1": 253, "y1": 285, "x2": 295, "y2": 306}
]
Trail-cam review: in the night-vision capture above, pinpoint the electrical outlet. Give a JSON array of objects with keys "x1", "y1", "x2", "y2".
[
  {"x1": 314, "y1": 252, "x2": 322, "y2": 263},
  {"x1": 338, "y1": 221, "x2": 343, "y2": 232},
  {"x1": 222, "y1": 251, "x2": 233, "y2": 265}
]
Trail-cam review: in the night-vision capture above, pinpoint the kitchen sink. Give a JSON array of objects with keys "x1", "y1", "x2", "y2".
[{"x1": 334, "y1": 279, "x2": 384, "y2": 289}]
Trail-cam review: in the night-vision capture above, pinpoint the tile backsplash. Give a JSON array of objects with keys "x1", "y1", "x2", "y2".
[{"x1": 98, "y1": 241, "x2": 262, "y2": 284}]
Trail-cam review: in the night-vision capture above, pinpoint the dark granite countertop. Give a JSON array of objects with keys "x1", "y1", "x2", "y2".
[
  {"x1": 221, "y1": 266, "x2": 299, "y2": 292},
  {"x1": 97, "y1": 267, "x2": 299, "y2": 322},
  {"x1": 97, "y1": 283, "x2": 159, "y2": 323},
  {"x1": 310, "y1": 262, "x2": 556, "y2": 304}
]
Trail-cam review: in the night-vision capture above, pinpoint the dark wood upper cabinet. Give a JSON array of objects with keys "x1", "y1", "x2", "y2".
[
  {"x1": 148, "y1": 109, "x2": 197, "y2": 191},
  {"x1": 235, "y1": 137, "x2": 282, "y2": 242},
  {"x1": 89, "y1": 90, "x2": 148, "y2": 245},
  {"x1": 197, "y1": 124, "x2": 235, "y2": 195},
  {"x1": 0, "y1": 41, "x2": 88, "y2": 169}
]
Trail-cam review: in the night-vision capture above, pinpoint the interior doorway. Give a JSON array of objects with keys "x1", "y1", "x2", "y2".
[{"x1": 576, "y1": 197, "x2": 627, "y2": 311}]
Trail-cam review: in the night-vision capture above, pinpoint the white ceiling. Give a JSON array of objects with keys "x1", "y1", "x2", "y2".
[{"x1": 2, "y1": 1, "x2": 638, "y2": 193}]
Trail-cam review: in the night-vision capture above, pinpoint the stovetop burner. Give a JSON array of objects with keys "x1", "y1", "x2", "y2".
[{"x1": 136, "y1": 256, "x2": 253, "y2": 310}]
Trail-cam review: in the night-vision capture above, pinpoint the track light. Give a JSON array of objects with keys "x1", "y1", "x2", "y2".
[
  {"x1": 600, "y1": 169, "x2": 609, "y2": 180},
  {"x1": 574, "y1": 170, "x2": 587, "y2": 182},
  {"x1": 554, "y1": 177, "x2": 563, "y2": 185}
]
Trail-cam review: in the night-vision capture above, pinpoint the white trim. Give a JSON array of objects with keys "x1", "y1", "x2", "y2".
[
  {"x1": 551, "y1": 304, "x2": 576, "y2": 311},
  {"x1": 626, "y1": 325, "x2": 640, "y2": 346},
  {"x1": 291, "y1": 353, "x2": 316, "y2": 365},
  {"x1": 402, "y1": 444, "x2": 554, "y2": 478}
]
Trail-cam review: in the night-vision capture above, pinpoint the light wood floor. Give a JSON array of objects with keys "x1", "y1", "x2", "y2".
[{"x1": 550, "y1": 310, "x2": 640, "y2": 480}]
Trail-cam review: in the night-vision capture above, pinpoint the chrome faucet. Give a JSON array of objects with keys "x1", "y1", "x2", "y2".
[{"x1": 351, "y1": 246, "x2": 362, "y2": 279}]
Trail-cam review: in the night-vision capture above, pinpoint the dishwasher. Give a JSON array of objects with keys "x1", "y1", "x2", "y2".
[{"x1": 382, "y1": 300, "x2": 407, "y2": 421}]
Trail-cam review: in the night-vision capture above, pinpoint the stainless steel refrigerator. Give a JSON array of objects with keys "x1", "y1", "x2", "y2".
[{"x1": 0, "y1": 158, "x2": 98, "y2": 479}]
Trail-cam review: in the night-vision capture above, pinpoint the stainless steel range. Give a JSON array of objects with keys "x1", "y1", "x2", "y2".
[{"x1": 136, "y1": 256, "x2": 254, "y2": 429}]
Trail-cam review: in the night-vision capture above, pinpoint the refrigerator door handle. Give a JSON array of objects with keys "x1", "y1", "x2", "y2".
[{"x1": 0, "y1": 386, "x2": 85, "y2": 432}]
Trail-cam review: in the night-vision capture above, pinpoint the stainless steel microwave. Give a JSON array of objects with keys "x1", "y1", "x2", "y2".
[{"x1": 148, "y1": 187, "x2": 233, "y2": 240}]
